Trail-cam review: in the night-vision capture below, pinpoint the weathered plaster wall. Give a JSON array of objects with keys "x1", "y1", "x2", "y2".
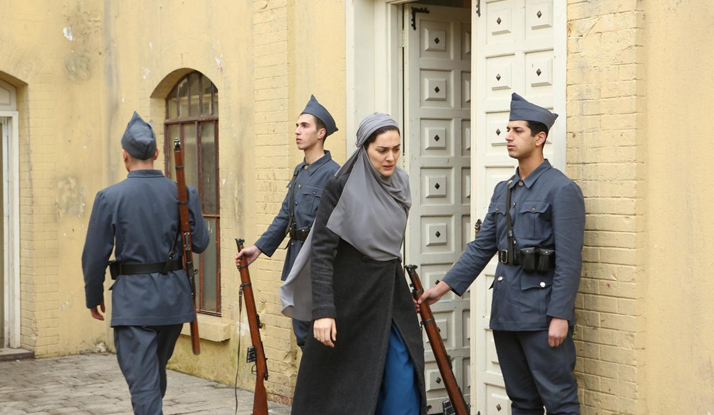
[{"x1": 644, "y1": 1, "x2": 714, "y2": 413}]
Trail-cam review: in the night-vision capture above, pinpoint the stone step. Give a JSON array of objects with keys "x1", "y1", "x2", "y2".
[{"x1": 0, "y1": 348, "x2": 35, "y2": 362}]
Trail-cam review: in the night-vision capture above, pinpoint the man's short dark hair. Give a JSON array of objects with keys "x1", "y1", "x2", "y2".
[
  {"x1": 313, "y1": 115, "x2": 327, "y2": 140},
  {"x1": 526, "y1": 120, "x2": 549, "y2": 139}
]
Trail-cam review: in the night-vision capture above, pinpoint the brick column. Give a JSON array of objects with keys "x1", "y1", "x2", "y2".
[
  {"x1": 251, "y1": 0, "x2": 296, "y2": 403},
  {"x1": 566, "y1": 1, "x2": 646, "y2": 414}
]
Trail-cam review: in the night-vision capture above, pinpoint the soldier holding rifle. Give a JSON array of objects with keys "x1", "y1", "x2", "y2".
[
  {"x1": 420, "y1": 94, "x2": 585, "y2": 415},
  {"x1": 82, "y1": 112, "x2": 208, "y2": 414},
  {"x1": 236, "y1": 95, "x2": 339, "y2": 349}
]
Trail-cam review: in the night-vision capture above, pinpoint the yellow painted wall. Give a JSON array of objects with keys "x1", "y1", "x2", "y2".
[
  {"x1": 0, "y1": 0, "x2": 345, "y2": 402},
  {"x1": 644, "y1": 1, "x2": 714, "y2": 413},
  {"x1": 0, "y1": 0, "x2": 110, "y2": 357}
]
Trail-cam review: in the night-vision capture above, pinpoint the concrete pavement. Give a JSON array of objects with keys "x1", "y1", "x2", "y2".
[{"x1": 0, "y1": 353, "x2": 291, "y2": 415}]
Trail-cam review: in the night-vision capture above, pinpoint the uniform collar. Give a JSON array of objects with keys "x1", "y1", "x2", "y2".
[
  {"x1": 509, "y1": 159, "x2": 552, "y2": 189},
  {"x1": 127, "y1": 169, "x2": 165, "y2": 178},
  {"x1": 297, "y1": 151, "x2": 333, "y2": 176}
]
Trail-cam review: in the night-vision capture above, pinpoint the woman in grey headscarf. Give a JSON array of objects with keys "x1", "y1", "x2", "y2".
[{"x1": 290, "y1": 113, "x2": 426, "y2": 415}]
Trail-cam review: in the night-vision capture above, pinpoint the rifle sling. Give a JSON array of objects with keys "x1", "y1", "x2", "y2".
[
  {"x1": 286, "y1": 168, "x2": 301, "y2": 237},
  {"x1": 505, "y1": 177, "x2": 516, "y2": 265}
]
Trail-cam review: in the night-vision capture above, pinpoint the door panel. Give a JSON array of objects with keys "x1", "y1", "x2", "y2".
[
  {"x1": 474, "y1": 1, "x2": 562, "y2": 414},
  {"x1": 405, "y1": 4, "x2": 472, "y2": 413}
]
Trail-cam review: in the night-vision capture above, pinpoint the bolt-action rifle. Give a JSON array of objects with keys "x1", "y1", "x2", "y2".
[
  {"x1": 235, "y1": 238, "x2": 269, "y2": 415},
  {"x1": 406, "y1": 264, "x2": 470, "y2": 415},
  {"x1": 173, "y1": 138, "x2": 201, "y2": 355}
]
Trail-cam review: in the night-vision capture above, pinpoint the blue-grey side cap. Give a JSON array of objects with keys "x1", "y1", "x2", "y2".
[
  {"x1": 509, "y1": 92, "x2": 558, "y2": 130},
  {"x1": 121, "y1": 111, "x2": 157, "y2": 160},
  {"x1": 301, "y1": 95, "x2": 338, "y2": 137}
]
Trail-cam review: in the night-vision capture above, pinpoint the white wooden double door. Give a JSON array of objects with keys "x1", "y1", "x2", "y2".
[{"x1": 403, "y1": 1, "x2": 563, "y2": 414}]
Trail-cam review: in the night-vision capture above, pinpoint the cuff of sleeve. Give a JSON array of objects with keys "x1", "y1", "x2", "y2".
[
  {"x1": 86, "y1": 297, "x2": 103, "y2": 309},
  {"x1": 546, "y1": 309, "x2": 574, "y2": 322},
  {"x1": 442, "y1": 275, "x2": 466, "y2": 297},
  {"x1": 312, "y1": 306, "x2": 336, "y2": 320},
  {"x1": 254, "y1": 240, "x2": 274, "y2": 257}
]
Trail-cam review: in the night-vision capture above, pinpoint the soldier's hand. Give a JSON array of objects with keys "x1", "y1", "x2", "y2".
[
  {"x1": 548, "y1": 317, "x2": 569, "y2": 348},
  {"x1": 313, "y1": 318, "x2": 337, "y2": 348},
  {"x1": 90, "y1": 300, "x2": 106, "y2": 321},
  {"x1": 236, "y1": 245, "x2": 262, "y2": 267},
  {"x1": 416, "y1": 281, "x2": 452, "y2": 312}
]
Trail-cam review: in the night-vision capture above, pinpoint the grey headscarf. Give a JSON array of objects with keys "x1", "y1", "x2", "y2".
[
  {"x1": 280, "y1": 113, "x2": 411, "y2": 320},
  {"x1": 327, "y1": 113, "x2": 411, "y2": 260}
]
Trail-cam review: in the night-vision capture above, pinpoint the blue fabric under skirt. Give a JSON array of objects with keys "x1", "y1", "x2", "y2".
[{"x1": 375, "y1": 322, "x2": 420, "y2": 415}]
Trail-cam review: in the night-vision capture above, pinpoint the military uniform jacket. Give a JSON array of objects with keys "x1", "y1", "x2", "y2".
[
  {"x1": 443, "y1": 160, "x2": 585, "y2": 331},
  {"x1": 255, "y1": 151, "x2": 340, "y2": 281},
  {"x1": 82, "y1": 169, "x2": 209, "y2": 327}
]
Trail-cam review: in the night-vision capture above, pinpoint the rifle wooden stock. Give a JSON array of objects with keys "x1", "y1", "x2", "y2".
[
  {"x1": 236, "y1": 238, "x2": 269, "y2": 415},
  {"x1": 173, "y1": 138, "x2": 201, "y2": 355},
  {"x1": 406, "y1": 265, "x2": 469, "y2": 415}
]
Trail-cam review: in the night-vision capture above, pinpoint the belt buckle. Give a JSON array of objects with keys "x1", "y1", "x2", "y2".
[{"x1": 498, "y1": 249, "x2": 509, "y2": 264}]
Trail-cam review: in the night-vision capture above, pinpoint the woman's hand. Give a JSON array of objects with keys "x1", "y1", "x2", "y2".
[{"x1": 313, "y1": 318, "x2": 337, "y2": 348}]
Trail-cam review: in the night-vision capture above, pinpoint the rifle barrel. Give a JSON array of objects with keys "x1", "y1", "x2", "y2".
[
  {"x1": 236, "y1": 239, "x2": 269, "y2": 415},
  {"x1": 173, "y1": 138, "x2": 201, "y2": 355},
  {"x1": 406, "y1": 265, "x2": 470, "y2": 415}
]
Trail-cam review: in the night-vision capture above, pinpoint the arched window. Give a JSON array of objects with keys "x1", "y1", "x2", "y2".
[{"x1": 164, "y1": 71, "x2": 220, "y2": 315}]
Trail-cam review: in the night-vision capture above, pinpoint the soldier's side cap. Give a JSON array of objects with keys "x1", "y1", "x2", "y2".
[
  {"x1": 121, "y1": 111, "x2": 157, "y2": 160},
  {"x1": 509, "y1": 92, "x2": 558, "y2": 130},
  {"x1": 301, "y1": 95, "x2": 338, "y2": 137}
]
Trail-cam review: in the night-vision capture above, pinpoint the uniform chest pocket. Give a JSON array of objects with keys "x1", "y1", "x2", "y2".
[
  {"x1": 488, "y1": 201, "x2": 506, "y2": 232},
  {"x1": 518, "y1": 201, "x2": 552, "y2": 239},
  {"x1": 302, "y1": 185, "x2": 323, "y2": 215},
  {"x1": 487, "y1": 201, "x2": 506, "y2": 239},
  {"x1": 489, "y1": 202, "x2": 507, "y2": 217}
]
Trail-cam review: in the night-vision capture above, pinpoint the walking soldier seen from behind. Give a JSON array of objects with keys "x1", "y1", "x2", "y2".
[
  {"x1": 236, "y1": 95, "x2": 340, "y2": 349},
  {"x1": 419, "y1": 93, "x2": 586, "y2": 415},
  {"x1": 82, "y1": 112, "x2": 209, "y2": 415}
]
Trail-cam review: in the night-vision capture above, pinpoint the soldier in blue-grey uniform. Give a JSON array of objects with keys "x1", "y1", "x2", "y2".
[
  {"x1": 236, "y1": 95, "x2": 340, "y2": 348},
  {"x1": 419, "y1": 93, "x2": 585, "y2": 415},
  {"x1": 82, "y1": 112, "x2": 209, "y2": 415}
]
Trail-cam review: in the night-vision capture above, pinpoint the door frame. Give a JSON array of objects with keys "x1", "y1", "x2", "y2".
[
  {"x1": 345, "y1": 0, "x2": 410, "y2": 157},
  {"x1": 347, "y1": 0, "x2": 476, "y2": 409},
  {"x1": 0, "y1": 111, "x2": 20, "y2": 348}
]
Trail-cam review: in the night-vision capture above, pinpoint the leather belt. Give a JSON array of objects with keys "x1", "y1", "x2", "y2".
[
  {"x1": 289, "y1": 226, "x2": 311, "y2": 242},
  {"x1": 499, "y1": 249, "x2": 520, "y2": 265},
  {"x1": 108, "y1": 259, "x2": 183, "y2": 280}
]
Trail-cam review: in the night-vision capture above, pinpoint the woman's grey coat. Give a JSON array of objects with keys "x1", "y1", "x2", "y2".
[{"x1": 290, "y1": 174, "x2": 427, "y2": 415}]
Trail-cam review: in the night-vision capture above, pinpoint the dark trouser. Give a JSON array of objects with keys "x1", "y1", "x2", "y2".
[
  {"x1": 292, "y1": 318, "x2": 310, "y2": 349},
  {"x1": 493, "y1": 329, "x2": 580, "y2": 415},
  {"x1": 114, "y1": 324, "x2": 183, "y2": 415}
]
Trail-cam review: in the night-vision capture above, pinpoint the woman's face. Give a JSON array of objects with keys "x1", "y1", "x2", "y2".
[{"x1": 366, "y1": 130, "x2": 401, "y2": 177}]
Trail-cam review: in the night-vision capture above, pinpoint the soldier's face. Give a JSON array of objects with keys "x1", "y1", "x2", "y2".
[
  {"x1": 366, "y1": 130, "x2": 401, "y2": 177},
  {"x1": 505, "y1": 120, "x2": 541, "y2": 160},
  {"x1": 295, "y1": 114, "x2": 324, "y2": 151}
]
